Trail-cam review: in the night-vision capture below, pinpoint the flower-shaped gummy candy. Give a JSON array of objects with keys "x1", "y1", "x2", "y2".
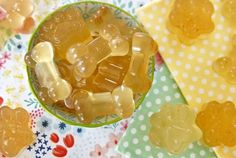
[
  {"x1": 222, "y1": 0, "x2": 236, "y2": 27},
  {"x1": 0, "y1": 106, "x2": 35, "y2": 157},
  {"x1": 168, "y1": 0, "x2": 215, "y2": 45},
  {"x1": 149, "y1": 104, "x2": 202, "y2": 154},
  {"x1": 196, "y1": 101, "x2": 236, "y2": 147},
  {"x1": 213, "y1": 35, "x2": 236, "y2": 84}
]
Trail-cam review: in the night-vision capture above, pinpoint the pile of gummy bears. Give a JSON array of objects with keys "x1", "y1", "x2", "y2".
[{"x1": 25, "y1": 6, "x2": 158, "y2": 124}]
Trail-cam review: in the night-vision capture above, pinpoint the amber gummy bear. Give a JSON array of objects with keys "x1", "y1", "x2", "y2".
[
  {"x1": 123, "y1": 32, "x2": 157, "y2": 93},
  {"x1": 0, "y1": 106, "x2": 35, "y2": 157},
  {"x1": 72, "y1": 85, "x2": 135, "y2": 124},
  {"x1": 25, "y1": 41, "x2": 72, "y2": 102},
  {"x1": 149, "y1": 104, "x2": 202, "y2": 154},
  {"x1": 37, "y1": 6, "x2": 92, "y2": 59},
  {"x1": 222, "y1": 0, "x2": 236, "y2": 27},
  {"x1": 196, "y1": 101, "x2": 236, "y2": 147},
  {"x1": 93, "y1": 56, "x2": 131, "y2": 92},
  {"x1": 168, "y1": 0, "x2": 215, "y2": 45},
  {"x1": 213, "y1": 35, "x2": 236, "y2": 84}
]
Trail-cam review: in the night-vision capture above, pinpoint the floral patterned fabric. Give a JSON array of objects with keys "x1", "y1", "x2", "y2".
[{"x1": 0, "y1": 0, "x2": 154, "y2": 157}]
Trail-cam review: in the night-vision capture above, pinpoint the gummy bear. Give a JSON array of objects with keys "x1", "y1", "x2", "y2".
[
  {"x1": 73, "y1": 85, "x2": 135, "y2": 124},
  {"x1": 213, "y1": 35, "x2": 236, "y2": 84},
  {"x1": 149, "y1": 104, "x2": 202, "y2": 154},
  {"x1": 25, "y1": 41, "x2": 72, "y2": 102},
  {"x1": 0, "y1": 106, "x2": 35, "y2": 157},
  {"x1": 0, "y1": 0, "x2": 35, "y2": 48},
  {"x1": 37, "y1": 6, "x2": 92, "y2": 59},
  {"x1": 123, "y1": 32, "x2": 157, "y2": 93},
  {"x1": 196, "y1": 101, "x2": 236, "y2": 147},
  {"x1": 168, "y1": 0, "x2": 215, "y2": 45},
  {"x1": 222, "y1": 0, "x2": 236, "y2": 27},
  {"x1": 93, "y1": 56, "x2": 131, "y2": 92}
]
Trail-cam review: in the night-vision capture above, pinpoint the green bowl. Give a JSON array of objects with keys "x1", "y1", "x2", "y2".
[{"x1": 27, "y1": 1, "x2": 155, "y2": 127}]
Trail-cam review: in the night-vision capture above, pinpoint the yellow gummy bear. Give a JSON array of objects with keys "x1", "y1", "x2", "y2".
[
  {"x1": 149, "y1": 104, "x2": 202, "y2": 154},
  {"x1": 167, "y1": 0, "x2": 215, "y2": 45},
  {"x1": 0, "y1": 106, "x2": 35, "y2": 157},
  {"x1": 213, "y1": 35, "x2": 236, "y2": 84},
  {"x1": 196, "y1": 101, "x2": 236, "y2": 147},
  {"x1": 0, "y1": 0, "x2": 34, "y2": 48},
  {"x1": 222, "y1": 0, "x2": 236, "y2": 27}
]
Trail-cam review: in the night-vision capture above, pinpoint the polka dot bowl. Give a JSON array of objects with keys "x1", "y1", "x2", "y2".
[{"x1": 26, "y1": 1, "x2": 155, "y2": 127}]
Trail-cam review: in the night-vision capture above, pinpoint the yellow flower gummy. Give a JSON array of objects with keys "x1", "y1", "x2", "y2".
[
  {"x1": 168, "y1": 0, "x2": 215, "y2": 45},
  {"x1": 196, "y1": 101, "x2": 236, "y2": 147},
  {"x1": 0, "y1": 106, "x2": 35, "y2": 157},
  {"x1": 149, "y1": 104, "x2": 202, "y2": 154}
]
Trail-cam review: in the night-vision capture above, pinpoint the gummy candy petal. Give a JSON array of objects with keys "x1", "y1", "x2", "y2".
[
  {"x1": 149, "y1": 104, "x2": 202, "y2": 154},
  {"x1": 0, "y1": 107, "x2": 34, "y2": 157},
  {"x1": 196, "y1": 101, "x2": 236, "y2": 147},
  {"x1": 168, "y1": 0, "x2": 215, "y2": 44}
]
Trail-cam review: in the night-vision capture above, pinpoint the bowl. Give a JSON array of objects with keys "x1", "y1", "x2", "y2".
[{"x1": 26, "y1": 1, "x2": 155, "y2": 127}]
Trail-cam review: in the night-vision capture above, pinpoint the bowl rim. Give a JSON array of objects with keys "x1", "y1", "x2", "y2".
[{"x1": 26, "y1": 0, "x2": 155, "y2": 128}]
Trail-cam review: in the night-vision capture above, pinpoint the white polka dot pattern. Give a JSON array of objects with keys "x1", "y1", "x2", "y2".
[
  {"x1": 136, "y1": 1, "x2": 236, "y2": 157},
  {"x1": 117, "y1": 66, "x2": 217, "y2": 158},
  {"x1": 136, "y1": 0, "x2": 236, "y2": 111}
]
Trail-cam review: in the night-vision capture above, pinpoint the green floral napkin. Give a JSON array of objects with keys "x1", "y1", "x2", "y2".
[{"x1": 116, "y1": 65, "x2": 217, "y2": 158}]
